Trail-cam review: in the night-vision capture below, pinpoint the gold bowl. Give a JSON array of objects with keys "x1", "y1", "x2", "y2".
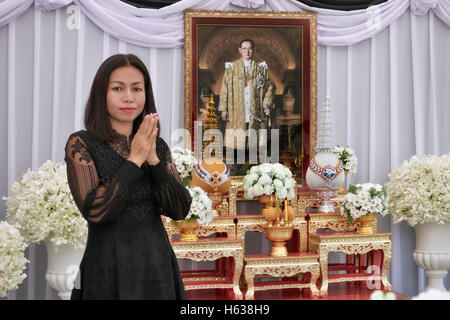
[
  {"x1": 264, "y1": 225, "x2": 294, "y2": 257},
  {"x1": 356, "y1": 213, "x2": 376, "y2": 234},
  {"x1": 179, "y1": 219, "x2": 199, "y2": 241}
]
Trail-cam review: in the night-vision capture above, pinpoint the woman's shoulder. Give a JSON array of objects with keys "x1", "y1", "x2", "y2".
[
  {"x1": 65, "y1": 130, "x2": 99, "y2": 152},
  {"x1": 65, "y1": 130, "x2": 93, "y2": 163},
  {"x1": 67, "y1": 130, "x2": 102, "y2": 144},
  {"x1": 68, "y1": 129, "x2": 89, "y2": 140}
]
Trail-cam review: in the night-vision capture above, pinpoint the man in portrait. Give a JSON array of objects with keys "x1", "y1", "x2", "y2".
[{"x1": 218, "y1": 39, "x2": 274, "y2": 167}]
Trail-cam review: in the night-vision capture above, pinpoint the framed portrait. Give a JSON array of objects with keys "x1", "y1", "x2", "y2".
[{"x1": 184, "y1": 10, "x2": 317, "y2": 188}]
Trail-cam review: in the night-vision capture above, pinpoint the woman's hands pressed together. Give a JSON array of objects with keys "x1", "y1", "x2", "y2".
[{"x1": 127, "y1": 113, "x2": 159, "y2": 167}]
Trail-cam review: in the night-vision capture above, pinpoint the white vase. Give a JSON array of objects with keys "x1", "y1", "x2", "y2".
[
  {"x1": 306, "y1": 152, "x2": 345, "y2": 190},
  {"x1": 306, "y1": 152, "x2": 344, "y2": 212},
  {"x1": 45, "y1": 240, "x2": 84, "y2": 300},
  {"x1": 413, "y1": 222, "x2": 450, "y2": 293}
]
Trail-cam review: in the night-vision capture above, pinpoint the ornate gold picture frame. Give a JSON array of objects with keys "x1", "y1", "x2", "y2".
[{"x1": 184, "y1": 10, "x2": 317, "y2": 188}]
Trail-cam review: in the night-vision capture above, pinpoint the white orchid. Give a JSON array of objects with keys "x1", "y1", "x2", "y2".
[
  {"x1": 3, "y1": 161, "x2": 87, "y2": 251},
  {"x1": 243, "y1": 163, "x2": 297, "y2": 201},
  {"x1": 0, "y1": 221, "x2": 29, "y2": 297},
  {"x1": 385, "y1": 153, "x2": 450, "y2": 227}
]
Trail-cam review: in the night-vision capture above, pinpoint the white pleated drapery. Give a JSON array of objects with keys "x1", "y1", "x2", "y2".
[
  {"x1": 0, "y1": 0, "x2": 449, "y2": 46},
  {"x1": 0, "y1": 0, "x2": 449, "y2": 300}
]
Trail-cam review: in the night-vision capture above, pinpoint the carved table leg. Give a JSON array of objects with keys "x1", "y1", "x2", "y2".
[
  {"x1": 309, "y1": 264, "x2": 320, "y2": 298},
  {"x1": 319, "y1": 248, "x2": 329, "y2": 296},
  {"x1": 233, "y1": 251, "x2": 244, "y2": 300},
  {"x1": 381, "y1": 245, "x2": 392, "y2": 290},
  {"x1": 244, "y1": 267, "x2": 255, "y2": 300}
]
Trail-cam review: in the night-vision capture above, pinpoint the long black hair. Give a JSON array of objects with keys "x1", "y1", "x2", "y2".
[{"x1": 84, "y1": 53, "x2": 160, "y2": 142}]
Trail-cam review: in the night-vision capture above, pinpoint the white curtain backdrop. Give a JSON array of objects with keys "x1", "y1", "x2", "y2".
[
  {"x1": 0, "y1": 1, "x2": 449, "y2": 299},
  {"x1": 1, "y1": 0, "x2": 449, "y2": 46}
]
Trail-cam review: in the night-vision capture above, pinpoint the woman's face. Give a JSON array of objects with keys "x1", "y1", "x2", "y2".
[{"x1": 106, "y1": 65, "x2": 146, "y2": 131}]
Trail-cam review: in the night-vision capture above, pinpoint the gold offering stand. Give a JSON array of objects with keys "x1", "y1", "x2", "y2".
[
  {"x1": 163, "y1": 195, "x2": 237, "y2": 297},
  {"x1": 309, "y1": 232, "x2": 392, "y2": 296},
  {"x1": 232, "y1": 183, "x2": 320, "y2": 299},
  {"x1": 308, "y1": 211, "x2": 379, "y2": 276},
  {"x1": 171, "y1": 238, "x2": 244, "y2": 300},
  {"x1": 166, "y1": 179, "x2": 392, "y2": 299},
  {"x1": 244, "y1": 253, "x2": 320, "y2": 300}
]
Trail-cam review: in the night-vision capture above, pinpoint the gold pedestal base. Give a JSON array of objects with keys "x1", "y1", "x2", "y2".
[
  {"x1": 270, "y1": 241, "x2": 289, "y2": 257},
  {"x1": 180, "y1": 233, "x2": 198, "y2": 242}
]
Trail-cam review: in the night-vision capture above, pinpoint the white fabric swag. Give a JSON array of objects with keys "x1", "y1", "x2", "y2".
[{"x1": 0, "y1": 0, "x2": 449, "y2": 47}]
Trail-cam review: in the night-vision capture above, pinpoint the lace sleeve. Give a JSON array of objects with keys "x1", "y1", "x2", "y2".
[
  {"x1": 147, "y1": 137, "x2": 192, "y2": 221},
  {"x1": 64, "y1": 134, "x2": 144, "y2": 224}
]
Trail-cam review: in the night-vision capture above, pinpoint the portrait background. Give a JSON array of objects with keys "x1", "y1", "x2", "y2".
[{"x1": 185, "y1": 11, "x2": 317, "y2": 184}]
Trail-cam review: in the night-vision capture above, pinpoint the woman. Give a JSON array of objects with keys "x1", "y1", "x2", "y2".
[{"x1": 65, "y1": 54, "x2": 192, "y2": 299}]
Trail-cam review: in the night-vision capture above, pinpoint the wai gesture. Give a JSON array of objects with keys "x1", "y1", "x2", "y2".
[{"x1": 128, "y1": 113, "x2": 159, "y2": 167}]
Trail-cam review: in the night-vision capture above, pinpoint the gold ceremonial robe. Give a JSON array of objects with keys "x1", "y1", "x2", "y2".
[{"x1": 218, "y1": 58, "x2": 274, "y2": 149}]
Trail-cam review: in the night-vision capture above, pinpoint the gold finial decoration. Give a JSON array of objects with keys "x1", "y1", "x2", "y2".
[{"x1": 202, "y1": 93, "x2": 222, "y2": 158}]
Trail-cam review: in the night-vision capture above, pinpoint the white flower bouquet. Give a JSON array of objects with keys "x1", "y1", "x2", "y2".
[
  {"x1": 171, "y1": 147, "x2": 198, "y2": 185},
  {"x1": 3, "y1": 160, "x2": 87, "y2": 251},
  {"x1": 0, "y1": 221, "x2": 28, "y2": 298},
  {"x1": 185, "y1": 186, "x2": 213, "y2": 225},
  {"x1": 342, "y1": 183, "x2": 388, "y2": 224},
  {"x1": 243, "y1": 163, "x2": 296, "y2": 201},
  {"x1": 385, "y1": 153, "x2": 450, "y2": 227},
  {"x1": 333, "y1": 145, "x2": 358, "y2": 175}
]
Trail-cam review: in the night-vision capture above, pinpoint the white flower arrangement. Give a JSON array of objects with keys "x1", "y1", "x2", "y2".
[
  {"x1": 385, "y1": 153, "x2": 450, "y2": 227},
  {"x1": 342, "y1": 183, "x2": 388, "y2": 224},
  {"x1": 333, "y1": 145, "x2": 358, "y2": 175},
  {"x1": 0, "y1": 220, "x2": 28, "y2": 298},
  {"x1": 243, "y1": 163, "x2": 296, "y2": 201},
  {"x1": 3, "y1": 160, "x2": 87, "y2": 251},
  {"x1": 185, "y1": 186, "x2": 213, "y2": 225},
  {"x1": 171, "y1": 147, "x2": 198, "y2": 185}
]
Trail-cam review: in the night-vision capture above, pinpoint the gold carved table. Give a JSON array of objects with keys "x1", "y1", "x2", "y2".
[
  {"x1": 309, "y1": 232, "x2": 392, "y2": 296},
  {"x1": 243, "y1": 253, "x2": 320, "y2": 300},
  {"x1": 236, "y1": 214, "x2": 308, "y2": 252},
  {"x1": 307, "y1": 212, "x2": 358, "y2": 251},
  {"x1": 164, "y1": 216, "x2": 236, "y2": 239},
  {"x1": 171, "y1": 238, "x2": 244, "y2": 300}
]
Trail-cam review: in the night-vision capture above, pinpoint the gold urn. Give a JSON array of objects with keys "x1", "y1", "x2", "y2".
[
  {"x1": 179, "y1": 219, "x2": 199, "y2": 241},
  {"x1": 259, "y1": 195, "x2": 282, "y2": 227},
  {"x1": 264, "y1": 225, "x2": 294, "y2": 257},
  {"x1": 356, "y1": 213, "x2": 376, "y2": 234}
]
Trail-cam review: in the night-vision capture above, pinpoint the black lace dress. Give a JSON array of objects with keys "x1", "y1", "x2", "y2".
[{"x1": 64, "y1": 130, "x2": 192, "y2": 300}]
